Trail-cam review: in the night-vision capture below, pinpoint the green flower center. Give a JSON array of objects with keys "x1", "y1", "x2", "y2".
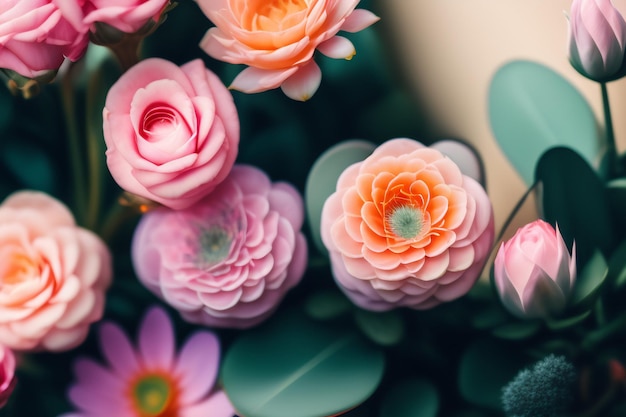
[
  {"x1": 388, "y1": 206, "x2": 423, "y2": 239},
  {"x1": 131, "y1": 375, "x2": 174, "y2": 417},
  {"x1": 199, "y1": 226, "x2": 232, "y2": 265}
]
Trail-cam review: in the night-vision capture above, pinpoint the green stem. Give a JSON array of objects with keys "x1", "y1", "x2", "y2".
[
  {"x1": 84, "y1": 71, "x2": 104, "y2": 231},
  {"x1": 581, "y1": 311, "x2": 626, "y2": 351},
  {"x1": 490, "y1": 181, "x2": 538, "y2": 251},
  {"x1": 99, "y1": 197, "x2": 139, "y2": 244},
  {"x1": 601, "y1": 82, "x2": 620, "y2": 178},
  {"x1": 60, "y1": 66, "x2": 87, "y2": 226}
]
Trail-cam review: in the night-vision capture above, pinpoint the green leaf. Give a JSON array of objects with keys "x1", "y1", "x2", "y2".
[
  {"x1": 545, "y1": 310, "x2": 592, "y2": 331},
  {"x1": 535, "y1": 147, "x2": 614, "y2": 267},
  {"x1": 607, "y1": 239, "x2": 626, "y2": 288},
  {"x1": 570, "y1": 250, "x2": 608, "y2": 307},
  {"x1": 471, "y1": 305, "x2": 510, "y2": 330},
  {"x1": 304, "y1": 290, "x2": 352, "y2": 320},
  {"x1": 459, "y1": 339, "x2": 529, "y2": 410},
  {"x1": 221, "y1": 313, "x2": 385, "y2": 417},
  {"x1": 491, "y1": 320, "x2": 542, "y2": 340},
  {"x1": 305, "y1": 140, "x2": 376, "y2": 254},
  {"x1": 379, "y1": 378, "x2": 439, "y2": 417},
  {"x1": 354, "y1": 309, "x2": 405, "y2": 346},
  {"x1": 489, "y1": 60, "x2": 600, "y2": 184},
  {"x1": 2, "y1": 140, "x2": 56, "y2": 193}
]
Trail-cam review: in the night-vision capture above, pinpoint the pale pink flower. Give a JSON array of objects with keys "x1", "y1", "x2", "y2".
[
  {"x1": 132, "y1": 165, "x2": 308, "y2": 328},
  {"x1": 321, "y1": 138, "x2": 494, "y2": 311},
  {"x1": 0, "y1": 191, "x2": 111, "y2": 351},
  {"x1": 103, "y1": 58, "x2": 240, "y2": 210},
  {"x1": 569, "y1": 0, "x2": 626, "y2": 81},
  {"x1": 494, "y1": 220, "x2": 576, "y2": 319},
  {"x1": 197, "y1": 0, "x2": 380, "y2": 101},
  {"x1": 55, "y1": 0, "x2": 170, "y2": 34},
  {"x1": 61, "y1": 307, "x2": 235, "y2": 417},
  {"x1": 0, "y1": 0, "x2": 88, "y2": 78},
  {"x1": 0, "y1": 344, "x2": 16, "y2": 408}
]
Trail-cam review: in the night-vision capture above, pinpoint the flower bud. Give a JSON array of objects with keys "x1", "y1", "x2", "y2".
[
  {"x1": 0, "y1": 344, "x2": 16, "y2": 408},
  {"x1": 568, "y1": 0, "x2": 626, "y2": 82},
  {"x1": 494, "y1": 220, "x2": 576, "y2": 319}
]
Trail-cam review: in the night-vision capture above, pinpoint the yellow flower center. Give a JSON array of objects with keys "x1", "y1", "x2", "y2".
[
  {"x1": 130, "y1": 374, "x2": 178, "y2": 417},
  {"x1": 2, "y1": 253, "x2": 38, "y2": 286},
  {"x1": 247, "y1": 0, "x2": 308, "y2": 31},
  {"x1": 199, "y1": 225, "x2": 233, "y2": 266}
]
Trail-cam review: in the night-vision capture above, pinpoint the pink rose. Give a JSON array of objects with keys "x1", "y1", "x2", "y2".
[
  {"x1": 132, "y1": 165, "x2": 308, "y2": 328},
  {"x1": 0, "y1": 344, "x2": 15, "y2": 408},
  {"x1": 321, "y1": 138, "x2": 495, "y2": 311},
  {"x1": 0, "y1": 191, "x2": 111, "y2": 351},
  {"x1": 494, "y1": 220, "x2": 576, "y2": 319},
  {"x1": 54, "y1": 0, "x2": 171, "y2": 35},
  {"x1": 103, "y1": 58, "x2": 240, "y2": 210},
  {"x1": 197, "y1": 0, "x2": 380, "y2": 100},
  {"x1": 0, "y1": 0, "x2": 88, "y2": 78}
]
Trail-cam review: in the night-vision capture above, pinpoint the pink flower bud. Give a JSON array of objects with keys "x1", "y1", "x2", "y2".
[
  {"x1": 568, "y1": 0, "x2": 626, "y2": 81},
  {"x1": 494, "y1": 220, "x2": 576, "y2": 319},
  {"x1": 0, "y1": 344, "x2": 16, "y2": 408}
]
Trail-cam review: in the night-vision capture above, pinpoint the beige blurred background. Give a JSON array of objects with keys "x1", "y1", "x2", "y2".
[{"x1": 376, "y1": 0, "x2": 626, "y2": 238}]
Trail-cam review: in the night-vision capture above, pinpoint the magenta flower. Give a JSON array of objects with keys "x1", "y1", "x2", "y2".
[
  {"x1": 0, "y1": 344, "x2": 16, "y2": 408},
  {"x1": 132, "y1": 165, "x2": 308, "y2": 328},
  {"x1": 61, "y1": 307, "x2": 234, "y2": 417},
  {"x1": 321, "y1": 138, "x2": 494, "y2": 311},
  {"x1": 569, "y1": 0, "x2": 626, "y2": 81},
  {"x1": 494, "y1": 220, "x2": 576, "y2": 319}
]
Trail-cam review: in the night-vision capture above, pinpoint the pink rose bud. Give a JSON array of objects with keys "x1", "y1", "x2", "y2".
[
  {"x1": 103, "y1": 58, "x2": 239, "y2": 210},
  {"x1": 132, "y1": 165, "x2": 307, "y2": 329},
  {"x1": 321, "y1": 138, "x2": 495, "y2": 311},
  {"x1": 0, "y1": 0, "x2": 88, "y2": 88},
  {"x1": 0, "y1": 344, "x2": 16, "y2": 408},
  {"x1": 196, "y1": 0, "x2": 380, "y2": 101},
  {"x1": 0, "y1": 191, "x2": 112, "y2": 351},
  {"x1": 494, "y1": 220, "x2": 576, "y2": 319},
  {"x1": 568, "y1": 0, "x2": 626, "y2": 81}
]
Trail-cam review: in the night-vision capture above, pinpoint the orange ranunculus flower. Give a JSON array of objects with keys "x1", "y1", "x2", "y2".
[
  {"x1": 196, "y1": 0, "x2": 379, "y2": 101},
  {"x1": 321, "y1": 138, "x2": 495, "y2": 311}
]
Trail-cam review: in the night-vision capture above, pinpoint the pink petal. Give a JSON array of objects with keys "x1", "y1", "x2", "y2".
[
  {"x1": 180, "y1": 390, "x2": 235, "y2": 417},
  {"x1": 176, "y1": 331, "x2": 220, "y2": 405},
  {"x1": 230, "y1": 66, "x2": 298, "y2": 93},
  {"x1": 98, "y1": 322, "x2": 140, "y2": 378},
  {"x1": 317, "y1": 36, "x2": 356, "y2": 59},
  {"x1": 340, "y1": 8, "x2": 380, "y2": 32},
  {"x1": 138, "y1": 307, "x2": 175, "y2": 370},
  {"x1": 280, "y1": 61, "x2": 322, "y2": 101}
]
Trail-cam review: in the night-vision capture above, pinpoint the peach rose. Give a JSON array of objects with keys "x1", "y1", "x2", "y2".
[
  {"x1": 103, "y1": 58, "x2": 239, "y2": 210},
  {"x1": 0, "y1": 0, "x2": 88, "y2": 78},
  {"x1": 196, "y1": 0, "x2": 380, "y2": 100},
  {"x1": 321, "y1": 138, "x2": 495, "y2": 311},
  {"x1": 0, "y1": 191, "x2": 111, "y2": 351}
]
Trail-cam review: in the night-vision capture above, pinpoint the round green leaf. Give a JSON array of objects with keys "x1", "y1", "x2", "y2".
[
  {"x1": 222, "y1": 313, "x2": 385, "y2": 417},
  {"x1": 607, "y1": 239, "x2": 626, "y2": 288},
  {"x1": 305, "y1": 140, "x2": 376, "y2": 253},
  {"x1": 354, "y1": 309, "x2": 405, "y2": 346},
  {"x1": 305, "y1": 290, "x2": 352, "y2": 320},
  {"x1": 489, "y1": 60, "x2": 600, "y2": 184},
  {"x1": 535, "y1": 147, "x2": 614, "y2": 267},
  {"x1": 379, "y1": 378, "x2": 439, "y2": 417},
  {"x1": 459, "y1": 339, "x2": 529, "y2": 410}
]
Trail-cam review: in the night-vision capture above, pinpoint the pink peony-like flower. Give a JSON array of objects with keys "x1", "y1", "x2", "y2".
[
  {"x1": 54, "y1": 0, "x2": 171, "y2": 35},
  {"x1": 0, "y1": 191, "x2": 111, "y2": 351},
  {"x1": 568, "y1": 0, "x2": 626, "y2": 81},
  {"x1": 0, "y1": 344, "x2": 16, "y2": 408},
  {"x1": 132, "y1": 165, "x2": 308, "y2": 328},
  {"x1": 196, "y1": 0, "x2": 380, "y2": 101},
  {"x1": 321, "y1": 138, "x2": 495, "y2": 311},
  {"x1": 103, "y1": 58, "x2": 240, "y2": 210},
  {"x1": 494, "y1": 220, "x2": 576, "y2": 319},
  {"x1": 61, "y1": 307, "x2": 235, "y2": 417},
  {"x1": 0, "y1": 0, "x2": 88, "y2": 78}
]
